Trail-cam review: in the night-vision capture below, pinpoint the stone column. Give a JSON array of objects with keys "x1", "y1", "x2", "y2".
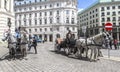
[
  {"x1": 47, "y1": 34, "x2": 50, "y2": 42},
  {"x1": 42, "y1": 34, "x2": 44, "y2": 41},
  {"x1": 1, "y1": 0, "x2": 4, "y2": 8}
]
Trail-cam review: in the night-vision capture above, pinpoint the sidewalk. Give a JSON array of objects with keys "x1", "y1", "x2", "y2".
[{"x1": 101, "y1": 47, "x2": 120, "y2": 61}]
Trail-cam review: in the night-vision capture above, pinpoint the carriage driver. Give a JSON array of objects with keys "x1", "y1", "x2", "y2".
[{"x1": 66, "y1": 30, "x2": 72, "y2": 43}]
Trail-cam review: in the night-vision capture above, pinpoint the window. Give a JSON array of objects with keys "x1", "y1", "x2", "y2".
[
  {"x1": 101, "y1": 7, "x2": 104, "y2": 11},
  {"x1": 107, "y1": 17, "x2": 110, "y2": 21},
  {"x1": 50, "y1": 4, "x2": 52, "y2": 7},
  {"x1": 35, "y1": 29, "x2": 37, "y2": 32},
  {"x1": 29, "y1": 1, "x2": 31, "y2": 3},
  {"x1": 102, "y1": 23, "x2": 104, "y2": 26},
  {"x1": 19, "y1": 20, "x2": 21, "y2": 26},
  {"x1": 40, "y1": 12, "x2": 42, "y2": 16},
  {"x1": 112, "y1": 6, "x2": 115, "y2": 9},
  {"x1": 112, "y1": 12, "x2": 116, "y2": 15},
  {"x1": 29, "y1": 7, "x2": 31, "y2": 10},
  {"x1": 19, "y1": 8, "x2": 21, "y2": 11},
  {"x1": 29, "y1": 14, "x2": 31, "y2": 18},
  {"x1": 29, "y1": 19, "x2": 31, "y2": 26},
  {"x1": 96, "y1": 9, "x2": 98, "y2": 12},
  {"x1": 66, "y1": 18, "x2": 69, "y2": 23},
  {"x1": 57, "y1": 3, "x2": 59, "y2": 7},
  {"x1": 45, "y1": 12, "x2": 47, "y2": 16},
  {"x1": 118, "y1": 17, "x2": 120, "y2": 21},
  {"x1": 24, "y1": 8, "x2": 26, "y2": 10},
  {"x1": 71, "y1": 18, "x2": 74, "y2": 24},
  {"x1": 107, "y1": 12, "x2": 110, "y2": 15},
  {"x1": 24, "y1": 20, "x2": 26, "y2": 26},
  {"x1": 45, "y1": 28, "x2": 47, "y2": 31},
  {"x1": 102, "y1": 18, "x2": 105, "y2": 22},
  {"x1": 35, "y1": 13, "x2": 37, "y2": 17},
  {"x1": 93, "y1": 10, "x2": 94, "y2": 13},
  {"x1": 72, "y1": 11, "x2": 74, "y2": 15},
  {"x1": 113, "y1": 23, "x2": 116, "y2": 26},
  {"x1": 19, "y1": 15, "x2": 21, "y2": 18},
  {"x1": 50, "y1": 11, "x2": 52, "y2": 15},
  {"x1": 39, "y1": 19, "x2": 42, "y2": 24},
  {"x1": 118, "y1": 11, "x2": 120, "y2": 14},
  {"x1": 50, "y1": 18, "x2": 52, "y2": 24},
  {"x1": 107, "y1": 7, "x2": 110, "y2": 10},
  {"x1": 50, "y1": 28, "x2": 52, "y2": 31},
  {"x1": 4, "y1": 0, "x2": 7, "y2": 9},
  {"x1": 57, "y1": 10, "x2": 59, "y2": 15},
  {"x1": 93, "y1": 20, "x2": 95, "y2": 23},
  {"x1": 40, "y1": 28, "x2": 42, "y2": 32},
  {"x1": 35, "y1": 0, "x2": 37, "y2": 2},
  {"x1": 45, "y1": 5, "x2": 47, "y2": 8},
  {"x1": 57, "y1": 27, "x2": 59, "y2": 31},
  {"x1": 118, "y1": 6, "x2": 120, "y2": 9},
  {"x1": 66, "y1": 10, "x2": 69, "y2": 14},
  {"x1": 57, "y1": 17, "x2": 59, "y2": 23},
  {"x1": 44, "y1": 19, "x2": 47, "y2": 24},
  {"x1": 67, "y1": 27, "x2": 69, "y2": 30},
  {"x1": 35, "y1": 19, "x2": 37, "y2": 25},
  {"x1": 35, "y1": 6, "x2": 37, "y2": 9},
  {"x1": 96, "y1": 19, "x2": 98, "y2": 22},
  {"x1": 96, "y1": 14, "x2": 98, "y2": 17},
  {"x1": 101, "y1": 12, "x2": 105, "y2": 16},
  {"x1": 29, "y1": 29, "x2": 31, "y2": 33},
  {"x1": 113, "y1": 17, "x2": 116, "y2": 21},
  {"x1": 90, "y1": 11, "x2": 91, "y2": 14},
  {"x1": 72, "y1": 27, "x2": 75, "y2": 31},
  {"x1": 40, "y1": 6, "x2": 42, "y2": 9}
]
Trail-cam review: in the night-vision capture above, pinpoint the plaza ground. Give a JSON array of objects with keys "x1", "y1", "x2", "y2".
[{"x1": 0, "y1": 42, "x2": 120, "y2": 72}]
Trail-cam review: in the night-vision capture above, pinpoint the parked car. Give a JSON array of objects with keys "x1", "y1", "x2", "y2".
[{"x1": 36, "y1": 38, "x2": 42, "y2": 43}]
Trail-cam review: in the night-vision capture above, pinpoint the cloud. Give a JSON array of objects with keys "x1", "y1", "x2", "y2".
[{"x1": 78, "y1": 8, "x2": 84, "y2": 12}]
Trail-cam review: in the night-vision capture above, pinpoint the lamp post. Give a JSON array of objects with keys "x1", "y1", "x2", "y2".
[
  {"x1": 7, "y1": 18, "x2": 12, "y2": 32},
  {"x1": 82, "y1": 26, "x2": 87, "y2": 44}
]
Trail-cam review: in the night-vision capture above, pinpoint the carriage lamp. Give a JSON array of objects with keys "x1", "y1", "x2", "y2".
[{"x1": 7, "y1": 18, "x2": 12, "y2": 28}]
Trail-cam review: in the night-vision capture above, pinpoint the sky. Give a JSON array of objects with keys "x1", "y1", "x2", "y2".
[{"x1": 78, "y1": 0, "x2": 97, "y2": 12}]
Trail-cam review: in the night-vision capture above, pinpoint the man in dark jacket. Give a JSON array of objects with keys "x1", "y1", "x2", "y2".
[
  {"x1": 66, "y1": 30, "x2": 72, "y2": 44},
  {"x1": 32, "y1": 37, "x2": 37, "y2": 54}
]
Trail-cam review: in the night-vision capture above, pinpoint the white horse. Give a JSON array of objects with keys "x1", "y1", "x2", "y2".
[
  {"x1": 2, "y1": 31, "x2": 17, "y2": 60},
  {"x1": 75, "y1": 32, "x2": 113, "y2": 61},
  {"x1": 20, "y1": 30, "x2": 28, "y2": 58}
]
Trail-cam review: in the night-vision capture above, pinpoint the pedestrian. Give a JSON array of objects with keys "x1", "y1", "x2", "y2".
[
  {"x1": 109, "y1": 40, "x2": 112, "y2": 49},
  {"x1": 32, "y1": 37, "x2": 37, "y2": 54},
  {"x1": 114, "y1": 39, "x2": 118, "y2": 50}
]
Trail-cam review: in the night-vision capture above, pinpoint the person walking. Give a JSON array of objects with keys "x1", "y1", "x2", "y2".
[
  {"x1": 32, "y1": 37, "x2": 37, "y2": 54},
  {"x1": 114, "y1": 39, "x2": 118, "y2": 50}
]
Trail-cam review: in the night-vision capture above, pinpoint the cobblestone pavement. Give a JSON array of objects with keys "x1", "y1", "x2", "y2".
[{"x1": 0, "y1": 42, "x2": 120, "y2": 72}]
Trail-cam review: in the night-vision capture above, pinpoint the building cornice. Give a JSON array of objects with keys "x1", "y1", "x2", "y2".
[
  {"x1": 15, "y1": 0, "x2": 67, "y2": 8},
  {"x1": 24, "y1": 24, "x2": 77, "y2": 28},
  {"x1": 78, "y1": 1, "x2": 120, "y2": 16},
  {"x1": 0, "y1": 12, "x2": 15, "y2": 17},
  {"x1": 15, "y1": 7, "x2": 77, "y2": 14}
]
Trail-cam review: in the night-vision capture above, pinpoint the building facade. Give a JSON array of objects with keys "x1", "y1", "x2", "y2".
[
  {"x1": 0, "y1": 0, "x2": 15, "y2": 42},
  {"x1": 14, "y1": 0, "x2": 78, "y2": 42},
  {"x1": 78, "y1": 0, "x2": 120, "y2": 40}
]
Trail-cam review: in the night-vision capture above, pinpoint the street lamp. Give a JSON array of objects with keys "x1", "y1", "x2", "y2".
[
  {"x1": 7, "y1": 18, "x2": 12, "y2": 29},
  {"x1": 82, "y1": 26, "x2": 86, "y2": 38},
  {"x1": 82, "y1": 26, "x2": 87, "y2": 44}
]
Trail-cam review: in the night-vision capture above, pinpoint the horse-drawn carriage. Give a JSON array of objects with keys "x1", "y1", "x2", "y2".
[
  {"x1": 2, "y1": 27, "x2": 28, "y2": 60},
  {"x1": 55, "y1": 32, "x2": 113, "y2": 61}
]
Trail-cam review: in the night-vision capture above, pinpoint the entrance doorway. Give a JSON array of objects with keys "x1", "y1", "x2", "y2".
[
  {"x1": 49, "y1": 34, "x2": 53, "y2": 42},
  {"x1": 44, "y1": 34, "x2": 47, "y2": 41}
]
